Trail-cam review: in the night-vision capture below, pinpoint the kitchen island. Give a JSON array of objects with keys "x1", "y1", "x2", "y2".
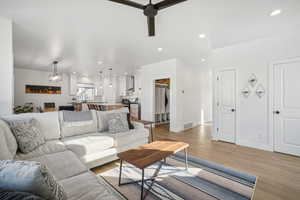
[{"x1": 68, "y1": 102, "x2": 127, "y2": 111}]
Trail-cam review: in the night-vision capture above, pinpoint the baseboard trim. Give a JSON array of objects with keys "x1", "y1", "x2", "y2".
[{"x1": 236, "y1": 140, "x2": 273, "y2": 152}]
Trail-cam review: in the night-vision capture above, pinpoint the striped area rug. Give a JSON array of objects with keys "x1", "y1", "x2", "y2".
[{"x1": 99, "y1": 154, "x2": 257, "y2": 200}]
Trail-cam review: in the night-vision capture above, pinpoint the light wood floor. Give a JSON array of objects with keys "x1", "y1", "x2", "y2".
[{"x1": 93, "y1": 124, "x2": 300, "y2": 200}]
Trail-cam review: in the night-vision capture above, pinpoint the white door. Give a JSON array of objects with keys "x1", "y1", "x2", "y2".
[
  {"x1": 274, "y1": 59, "x2": 300, "y2": 156},
  {"x1": 217, "y1": 69, "x2": 236, "y2": 143}
]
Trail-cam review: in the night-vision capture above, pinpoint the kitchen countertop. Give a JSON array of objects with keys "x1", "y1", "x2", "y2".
[{"x1": 68, "y1": 102, "x2": 126, "y2": 106}]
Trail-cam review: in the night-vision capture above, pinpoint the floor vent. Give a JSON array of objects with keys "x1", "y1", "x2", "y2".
[{"x1": 184, "y1": 123, "x2": 193, "y2": 129}]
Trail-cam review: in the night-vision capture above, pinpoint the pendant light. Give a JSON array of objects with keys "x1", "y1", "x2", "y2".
[
  {"x1": 49, "y1": 61, "x2": 63, "y2": 82},
  {"x1": 99, "y1": 71, "x2": 104, "y2": 89},
  {"x1": 108, "y1": 68, "x2": 113, "y2": 88}
]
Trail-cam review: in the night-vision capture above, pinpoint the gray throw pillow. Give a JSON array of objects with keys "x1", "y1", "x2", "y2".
[
  {"x1": 107, "y1": 113, "x2": 129, "y2": 134},
  {"x1": 0, "y1": 160, "x2": 67, "y2": 200},
  {"x1": 0, "y1": 189, "x2": 45, "y2": 200},
  {"x1": 3, "y1": 118, "x2": 45, "y2": 153}
]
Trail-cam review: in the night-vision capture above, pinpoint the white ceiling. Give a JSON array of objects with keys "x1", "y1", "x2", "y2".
[{"x1": 0, "y1": 0, "x2": 300, "y2": 75}]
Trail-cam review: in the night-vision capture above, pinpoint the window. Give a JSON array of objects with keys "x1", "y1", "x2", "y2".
[{"x1": 76, "y1": 84, "x2": 95, "y2": 101}]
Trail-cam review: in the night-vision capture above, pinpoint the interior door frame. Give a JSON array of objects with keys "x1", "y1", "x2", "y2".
[
  {"x1": 152, "y1": 77, "x2": 172, "y2": 130},
  {"x1": 269, "y1": 57, "x2": 300, "y2": 152},
  {"x1": 214, "y1": 68, "x2": 238, "y2": 143}
]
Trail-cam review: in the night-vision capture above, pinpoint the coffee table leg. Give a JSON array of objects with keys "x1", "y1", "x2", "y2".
[
  {"x1": 119, "y1": 160, "x2": 123, "y2": 186},
  {"x1": 185, "y1": 148, "x2": 188, "y2": 170},
  {"x1": 141, "y1": 169, "x2": 144, "y2": 200}
]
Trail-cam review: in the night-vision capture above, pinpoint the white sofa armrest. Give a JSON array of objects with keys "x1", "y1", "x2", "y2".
[{"x1": 132, "y1": 121, "x2": 144, "y2": 130}]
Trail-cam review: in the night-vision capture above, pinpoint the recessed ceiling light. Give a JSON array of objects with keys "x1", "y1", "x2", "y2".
[
  {"x1": 201, "y1": 58, "x2": 206, "y2": 62},
  {"x1": 198, "y1": 34, "x2": 206, "y2": 39},
  {"x1": 270, "y1": 9, "x2": 281, "y2": 16},
  {"x1": 72, "y1": 72, "x2": 77, "y2": 74},
  {"x1": 158, "y1": 48, "x2": 163, "y2": 52},
  {"x1": 97, "y1": 61, "x2": 103, "y2": 65}
]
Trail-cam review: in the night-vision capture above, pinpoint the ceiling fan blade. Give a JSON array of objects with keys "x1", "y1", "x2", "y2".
[
  {"x1": 154, "y1": 0, "x2": 187, "y2": 10},
  {"x1": 108, "y1": 0, "x2": 145, "y2": 10},
  {"x1": 147, "y1": 16, "x2": 155, "y2": 36}
]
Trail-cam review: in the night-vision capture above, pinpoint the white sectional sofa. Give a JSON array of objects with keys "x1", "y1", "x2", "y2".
[{"x1": 0, "y1": 109, "x2": 149, "y2": 200}]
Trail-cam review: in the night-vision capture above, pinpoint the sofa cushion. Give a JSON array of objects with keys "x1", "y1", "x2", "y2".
[
  {"x1": 62, "y1": 111, "x2": 92, "y2": 122},
  {"x1": 82, "y1": 148, "x2": 117, "y2": 167},
  {"x1": 28, "y1": 112, "x2": 61, "y2": 140},
  {"x1": 62, "y1": 133, "x2": 114, "y2": 160},
  {"x1": 2, "y1": 112, "x2": 61, "y2": 141},
  {"x1": 3, "y1": 118, "x2": 46, "y2": 154},
  {"x1": 110, "y1": 128, "x2": 149, "y2": 147},
  {"x1": 0, "y1": 130, "x2": 12, "y2": 160},
  {"x1": 59, "y1": 111, "x2": 97, "y2": 138},
  {"x1": 15, "y1": 140, "x2": 67, "y2": 160},
  {"x1": 116, "y1": 138, "x2": 149, "y2": 153},
  {"x1": 0, "y1": 160, "x2": 67, "y2": 200},
  {"x1": 96, "y1": 107, "x2": 129, "y2": 132},
  {"x1": 28, "y1": 151, "x2": 87, "y2": 181},
  {"x1": 0, "y1": 120, "x2": 18, "y2": 157},
  {"x1": 58, "y1": 172, "x2": 125, "y2": 200},
  {"x1": 107, "y1": 112, "x2": 129, "y2": 134}
]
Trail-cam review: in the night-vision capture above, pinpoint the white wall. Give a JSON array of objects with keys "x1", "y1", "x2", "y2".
[
  {"x1": 138, "y1": 59, "x2": 204, "y2": 132},
  {"x1": 199, "y1": 66, "x2": 213, "y2": 124},
  {"x1": 14, "y1": 68, "x2": 72, "y2": 109},
  {"x1": 0, "y1": 17, "x2": 14, "y2": 115},
  {"x1": 212, "y1": 29, "x2": 300, "y2": 151}
]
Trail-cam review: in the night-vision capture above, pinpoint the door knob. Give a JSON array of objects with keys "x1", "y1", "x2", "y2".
[
  {"x1": 273, "y1": 110, "x2": 280, "y2": 114},
  {"x1": 231, "y1": 109, "x2": 235, "y2": 112}
]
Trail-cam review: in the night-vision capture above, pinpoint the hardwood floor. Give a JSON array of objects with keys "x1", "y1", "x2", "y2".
[{"x1": 93, "y1": 124, "x2": 300, "y2": 200}]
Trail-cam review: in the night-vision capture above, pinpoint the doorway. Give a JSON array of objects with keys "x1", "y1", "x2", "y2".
[
  {"x1": 216, "y1": 69, "x2": 237, "y2": 143},
  {"x1": 272, "y1": 58, "x2": 300, "y2": 157},
  {"x1": 154, "y1": 78, "x2": 170, "y2": 131}
]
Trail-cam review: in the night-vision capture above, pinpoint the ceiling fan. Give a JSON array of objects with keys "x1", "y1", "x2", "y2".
[{"x1": 108, "y1": 0, "x2": 187, "y2": 36}]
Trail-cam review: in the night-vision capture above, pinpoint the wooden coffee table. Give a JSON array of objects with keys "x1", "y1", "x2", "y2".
[{"x1": 117, "y1": 140, "x2": 189, "y2": 200}]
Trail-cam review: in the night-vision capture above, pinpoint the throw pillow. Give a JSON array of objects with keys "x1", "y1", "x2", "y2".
[
  {"x1": 0, "y1": 160, "x2": 67, "y2": 200},
  {"x1": 3, "y1": 118, "x2": 45, "y2": 153},
  {"x1": 107, "y1": 113, "x2": 129, "y2": 134},
  {"x1": 0, "y1": 189, "x2": 45, "y2": 200}
]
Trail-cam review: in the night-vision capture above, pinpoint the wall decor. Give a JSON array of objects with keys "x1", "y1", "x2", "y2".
[
  {"x1": 248, "y1": 74, "x2": 258, "y2": 87},
  {"x1": 256, "y1": 84, "x2": 266, "y2": 98},
  {"x1": 241, "y1": 86, "x2": 251, "y2": 98},
  {"x1": 25, "y1": 85, "x2": 61, "y2": 94}
]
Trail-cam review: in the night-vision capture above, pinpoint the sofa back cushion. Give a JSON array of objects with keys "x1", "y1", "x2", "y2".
[
  {"x1": 1, "y1": 112, "x2": 61, "y2": 141},
  {"x1": 0, "y1": 130, "x2": 13, "y2": 160},
  {"x1": 3, "y1": 118, "x2": 46, "y2": 154},
  {"x1": 59, "y1": 110, "x2": 97, "y2": 138},
  {"x1": 96, "y1": 107, "x2": 129, "y2": 132},
  {"x1": 0, "y1": 120, "x2": 18, "y2": 158}
]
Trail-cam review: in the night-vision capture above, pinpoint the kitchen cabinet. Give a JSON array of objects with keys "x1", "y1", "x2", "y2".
[{"x1": 69, "y1": 74, "x2": 78, "y2": 96}]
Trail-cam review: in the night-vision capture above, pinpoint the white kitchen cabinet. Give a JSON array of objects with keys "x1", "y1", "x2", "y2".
[{"x1": 69, "y1": 74, "x2": 78, "y2": 96}]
